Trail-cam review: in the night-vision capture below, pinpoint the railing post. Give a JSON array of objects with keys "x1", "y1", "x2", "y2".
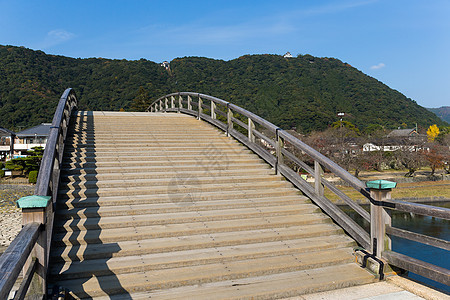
[
  {"x1": 198, "y1": 97, "x2": 203, "y2": 120},
  {"x1": 159, "y1": 99, "x2": 163, "y2": 111},
  {"x1": 366, "y1": 180, "x2": 395, "y2": 258},
  {"x1": 178, "y1": 95, "x2": 183, "y2": 112},
  {"x1": 188, "y1": 95, "x2": 192, "y2": 110},
  {"x1": 17, "y1": 195, "x2": 52, "y2": 297},
  {"x1": 248, "y1": 118, "x2": 255, "y2": 143},
  {"x1": 275, "y1": 129, "x2": 283, "y2": 175},
  {"x1": 170, "y1": 96, "x2": 175, "y2": 109},
  {"x1": 227, "y1": 105, "x2": 233, "y2": 137},
  {"x1": 314, "y1": 161, "x2": 324, "y2": 196},
  {"x1": 211, "y1": 101, "x2": 216, "y2": 119},
  {"x1": 164, "y1": 97, "x2": 169, "y2": 111}
]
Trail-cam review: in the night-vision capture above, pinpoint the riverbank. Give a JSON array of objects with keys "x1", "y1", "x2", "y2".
[{"x1": 0, "y1": 182, "x2": 34, "y2": 255}]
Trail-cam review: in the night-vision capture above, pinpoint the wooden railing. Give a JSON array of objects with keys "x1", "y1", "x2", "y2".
[
  {"x1": 0, "y1": 88, "x2": 77, "y2": 299},
  {"x1": 367, "y1": 184, "x2": 449, "y2": 285},
  {"x1": 147, "y1": 92, "x2": 450, "y2": 285}
]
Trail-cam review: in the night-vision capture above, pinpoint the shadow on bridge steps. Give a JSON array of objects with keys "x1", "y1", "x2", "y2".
[{"x1": 48, "y1": 111, "x2": 131, "y2": 299}]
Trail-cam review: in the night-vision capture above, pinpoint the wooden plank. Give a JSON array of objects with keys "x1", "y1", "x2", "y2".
[
  {"x1": 386, "y1": 226, "x2": 450, "y2": 251},
  {"x1": 35, "y1": 88, "x2": 77, "y2": 197},
  {"x1": 198, "y1": 113, "x2": 227, "y2": 132},
  {"x1": 231, "y1": 116, "x2": 248, "y2": 130},
  {"x1": 382, "y1": 250, "x2": 450, "y2": 286},
  {"x1": 382, "y1": 199, "x2": 450, "y2": 220},
  {"x1": 228, "y1": 128, "x2": 277, "y2": 167},
  {"x1": 230, "y1": 105, "x2": 278, "y2": 134},
  {"x1": 0, "y1": 223, "x2": 41, "y2": 300},
  {"x1": 314, "y1": 161, "x2": 324, "y2": 197},
  {"x1": 248, "y1": 118, "x2": 255, "y2": 143},
  {"x1": 253, "y1": 129, "x2": 276, "y2": 148},
  {"x1": 13, "y1": 258, "x2": 37, "y2": 300},
  {"x1": 278, "y1": 164, "x2": 370, "y2": 250},
  {"x1": 35, "y1": 128, "x2": 58, "y2": 195},
  {"x1": 281, "y1": 149, "x2": 370, "y2": 222}
]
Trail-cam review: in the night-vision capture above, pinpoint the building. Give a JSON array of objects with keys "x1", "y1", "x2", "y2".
[
  {"x1": 283, "y1": 52, "x2": 293, "y2": 58},
  {"x1": 387, "y1": 128, "x2": 419, "y2": 138},
  {"x1": 363, "y1": 128, "x2": 428, "y2": 153},
  {"x1": 161, "y1": 61, "x2": 170, "y2": 70},
  {"x1": 13, "y1": 123, "x2": 52, "y2": 156},
  {"x1": 0, "y1": 127, "x2": 16, "y2": 161}
]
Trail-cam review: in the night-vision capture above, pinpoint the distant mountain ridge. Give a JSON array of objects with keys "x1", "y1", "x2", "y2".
[
  {"x1": 0, "y1": 45, "x2": 446, "y2": 132},
  {"x1": 426, "y1": 106, "x2": 450, "y2": 123}
]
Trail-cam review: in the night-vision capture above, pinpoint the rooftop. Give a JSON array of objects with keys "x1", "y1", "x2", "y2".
[
  {"x1": 387, "y1": 128, "x2": 418, "y2": 138},
  {"x1": 16, "y1": 123, "x2": 52, "y2": 137},
  {"x1": 0, "y1": 126, "x2": 16, "y2": 137}
]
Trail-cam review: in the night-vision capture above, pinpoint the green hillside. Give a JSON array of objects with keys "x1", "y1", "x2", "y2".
[{"x1": 0, "y1": 45, "x2": 446, "y2": 132}]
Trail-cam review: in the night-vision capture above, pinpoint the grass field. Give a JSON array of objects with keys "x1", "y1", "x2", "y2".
[{"x1": 324, "y1": 180, "x2": 450, "y2": 204}]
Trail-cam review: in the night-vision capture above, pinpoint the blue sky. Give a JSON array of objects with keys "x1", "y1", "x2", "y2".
[{"x1": 1, "y1": 0, "x2": 449, "y2": 108}]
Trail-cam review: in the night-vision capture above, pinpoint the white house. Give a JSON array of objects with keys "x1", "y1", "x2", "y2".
[
  {"x1": 13, "y1": 123, "x2": 52, "y2": 156},
  {"x1": 161, "y1": 61, "x2": 170, "y2": 70},
  {"x1": 283, "y1": 52, "x2": 294, "y2": 58}
]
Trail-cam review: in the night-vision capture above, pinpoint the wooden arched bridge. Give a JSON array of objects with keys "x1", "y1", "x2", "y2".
[{"x1": 0, "y1": 89, "x2": 449, "y2": 299}]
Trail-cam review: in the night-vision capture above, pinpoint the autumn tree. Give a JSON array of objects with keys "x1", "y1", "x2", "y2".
[
  {"x1": 424, "y1": 145, "x2": 445, "y2": 176},
  {"x1": 427, "y1": 124, "x2": 440, "y2": 142}
]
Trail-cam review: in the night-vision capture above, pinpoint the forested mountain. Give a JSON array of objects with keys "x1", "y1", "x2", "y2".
[
  {"x1": 0, "y1": 45, "x2": 171, "y2": 130},
  {"x1": 0, "y1": 45, "x2": 446, "y2": 132},
  {"x1": 427, "y1": 107, "x2": 450, "y2": 123}
]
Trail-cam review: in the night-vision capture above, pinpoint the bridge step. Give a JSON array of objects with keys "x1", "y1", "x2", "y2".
[
  {"x1": 50, "y1": 223, "x2": 348, "y2": 262},
  {"x1": 57, "y1": 188, "x2": 301, "y2": 208},
  {"x1": 57, "y1": 181, "x2": 296, "y2": 200},
  {"x1": 60, "y1": 168, "x2": 273, "y2": 182},
  {"x1": 55, "y1": 195, "x2": 307, "y2": 218},
  {"x1": 51, "y1": 262, "x2": 373, "y2": 299},
  {"x1": 58, "y1": 174, "x2": 285, "y2": 190},
  {"x1": 49, "y1": 112, "x2": 375, "y2": 299},
  {"x1": 53, "y1": 204, "x2": 318, "y2": 231},
  {"x1": 101, "y1": 264, "x2": 374, "y2": 300},
  {"x1": 50, "y1": 236, "x2": 354, "y2": 279},
  {"x1": 61, "y1": 162, "x2": 272, "y2": 176},
  {"x1": 61, "y1": 157, "x2": 262, "y2": 168},
  {"x1": 51, "y1": 248, "x2": 355, "y2": 297},
  {"x1": 52, "y1": 214, "x2": 331, "y2": 246}
]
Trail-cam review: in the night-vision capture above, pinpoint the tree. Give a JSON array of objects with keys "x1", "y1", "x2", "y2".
[
  {"x1": 130, "y1": 86, "x2": 150, "y2": 111},
  {"x1": 331, "y1": 120, "x2": 360, "y2": 136},
  {"x1": 394, "y1": 146, "x2": 425, "y2": 177},
  {"x1": 427, "y1": 124, "x2": 440, "y2": 142},
  {"x1": 4, "y1": 146, "x2": 43, "y2": 176},
  {"x1": 423, "y1": 145, "x2": 444, "y2": 176},
  {"x1": 436, "y1": 126, "x2": 450, "y2": 145}
]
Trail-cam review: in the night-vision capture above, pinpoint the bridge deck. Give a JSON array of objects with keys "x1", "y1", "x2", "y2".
[{"x1": 49, "y1": 111, "x2": 375, "y2": 299}]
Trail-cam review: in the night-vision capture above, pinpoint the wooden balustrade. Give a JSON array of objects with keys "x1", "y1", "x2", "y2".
[
  {"x1": 0, "y1": 88, "x2": 77, "y2": 299},
  {"x1": 147, "y1": 92, "x2": 450, "y2": 284}
]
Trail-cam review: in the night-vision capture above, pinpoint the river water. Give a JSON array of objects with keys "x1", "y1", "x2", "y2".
[{"x1": 343, "y1": 201, "x2": 450, "y2": 293}]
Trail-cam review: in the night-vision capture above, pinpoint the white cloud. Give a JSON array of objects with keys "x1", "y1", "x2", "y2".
[
  {"x1": 48, "y1": 29, "x2": 74, "y2": 41},
  {"x1": 40, "y1": 29, "x2": 75, "y2": 49},
  {"x1": 370, "y1": 63, "x2": 385, "y2": 70}
]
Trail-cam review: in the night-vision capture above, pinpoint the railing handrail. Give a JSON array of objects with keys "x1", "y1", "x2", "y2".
[
  {"x1": 35, "y1": 88, "x2": 77, "y2": 196},
  {"x1": 148, "y1": 91, "x2": 450, "y2": 286},
  {"x1": 0, "y1": 223, "x2": 40, "y2": 300},
  {"x1": 0, "y1": 88, "x2": 77, "y2": 299}
]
